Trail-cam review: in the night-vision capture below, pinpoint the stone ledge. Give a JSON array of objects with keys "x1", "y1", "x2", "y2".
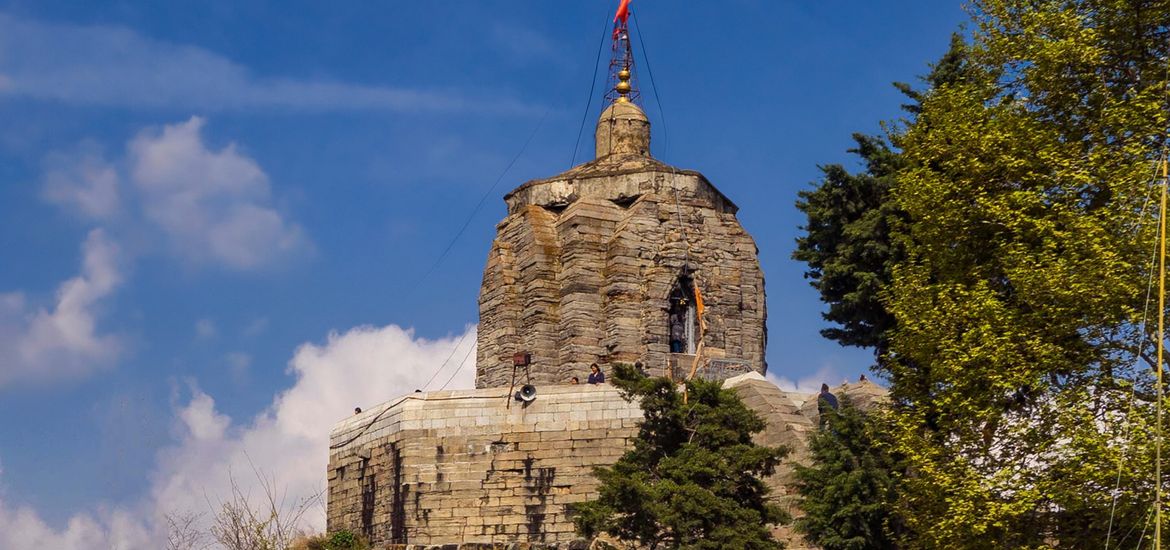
[{"x1": 374, "y1": 542, "x2": 590, "y2": 550}]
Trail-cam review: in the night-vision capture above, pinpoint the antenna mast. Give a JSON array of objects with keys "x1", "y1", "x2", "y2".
[
  {"x1": 605, "y1": 0, "x2": 639, "y2": 105},
  {"x1": 1158, "y1": 155, "x2": 1167, "y2": 550}
]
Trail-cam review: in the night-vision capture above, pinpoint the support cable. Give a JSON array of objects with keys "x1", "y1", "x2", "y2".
[
  {"x1": 570, "y1": 11, "x2": 612, "y2": 167},
  {"x1": 419, "y1": 326, "x2": 475, "y2": 392},
  {"x1": 413, "y1": 112, "x2": 548, "y2": 392},
  {"x1": 631, "y1": 10, "x2": 688, "y2": 269},
  {"x1": 439, "y1": 334, "x2": 479, "y2": 391},
  {"x1": 1106, "y1": 154, "x2": 1167, "y2": 549},
  {"x1": 631, "y1": 10, "x2": 668, "y2": 160},
  {"x1": 411, "y1": 111, "x2": 548, "y2": 291}
]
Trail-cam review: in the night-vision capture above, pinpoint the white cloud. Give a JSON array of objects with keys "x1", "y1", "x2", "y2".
[
  {"x1": 128, "y1": 116, "x2": 307, "y2": 270},
  {"x1": 151, "y1": 323, "x2": 477, "y2": 533},
  {"x1": 41, "y1": 147, "x2": 121, "y2": 220},
  {"x1": 489, "y1": 22, "x2": 557, "y2": 63},
  {"x1": 766, "y1": 365, "x2": 837, "y2": 401},
  {"x1": 225, "y1": 352, "x2": 251, "y2": 385},
  {"x1": 0, "y1": 13, "x2": 528, "y2": 115},
  {"x1": 0, "y1": 497, "x2": 151, "y2": 550},
  {"x1": 0, "y1": 229, "x2": 122, "y2": 387},
  {"x1": 243, "y1": 317, "x2": 269, "y2": 337},
  {"x1": 0, "y1": 322, "x2": 477, "y2": 546},
  {"x1": 42, "y1": 117, "x2": 309, "y2": 271},
  {"x1": 195, "y1": 318, "x2": 218, "y2": 340}
]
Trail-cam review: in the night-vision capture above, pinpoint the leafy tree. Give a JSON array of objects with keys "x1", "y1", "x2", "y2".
[
  {"x1": 573, "y1": 364, "x2": 789, "y2": 549},
  {"x1": 793, "y1": 396, "x2": 903, "y2": 550},
  {"x1": 883, "y1": 0, "x2": 1168, "y2": 546}
]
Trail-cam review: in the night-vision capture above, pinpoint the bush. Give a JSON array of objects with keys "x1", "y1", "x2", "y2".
[{"x1": 295, "y1": 530, "x2": 369, "y2": 550}]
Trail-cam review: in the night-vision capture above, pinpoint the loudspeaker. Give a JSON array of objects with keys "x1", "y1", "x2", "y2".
[{"x1": 516, "y1": 384, "x2": 538, "y2": 402}]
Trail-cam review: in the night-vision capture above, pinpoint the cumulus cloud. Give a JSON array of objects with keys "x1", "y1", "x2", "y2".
[
  {"x1": 0, "y1": 229, "x2": 122, "y2": 387},
  {"x1": 42, "y1": 116, "x2": 308, "y2": 270},
  {"x1": 127, "y1": 116, "x2": 307, "y2": 269},
  {"x1": 766, "y1": 365, "x2": 838, "y2": 401},
  {"x1": 0, "y1": 322, "x2": 476, "y2": 545},
  {"x1": 0, "y1": 13, "x2": 528, "y2": 115},
  {"x1": 0, "y1": 498, "x2": 151, "y2": 550},
  {"x1": 151, "y1": 323, "x2": 477, "y2": 533},
  {"x1": 0, "y1": 452, "x2": 150, "y2": 550}
]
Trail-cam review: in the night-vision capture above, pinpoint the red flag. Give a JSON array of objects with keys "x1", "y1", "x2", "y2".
[
  {"x1": 614, "y1": 0, "x2": 631, "y2": 25},
  {"x1": 612, "y1": 0, "x2": 631, "y2": 39}
]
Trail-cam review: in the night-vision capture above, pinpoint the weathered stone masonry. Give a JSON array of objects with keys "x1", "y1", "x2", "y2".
[
  {"x1": 476, "y1": 101, "x2": 767, "y2": 388},
  {"x1": 327, "y1": 385, "x2": 641, "y2": 546},
  {"x1": 327, "y1": 90, "x2": 885, "y2": 549}
]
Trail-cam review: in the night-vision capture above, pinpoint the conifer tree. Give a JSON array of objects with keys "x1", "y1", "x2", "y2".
[
  {"x1": 793, "y1": 396, "x2": 902, "y2": 550},
  {"x1": 793, "y1": 133, "x2": 902, "y2": 356},
  {"x1": 793, "y1": 34, "x2": 968, "y2": 365},
  {"x1": 573, "y1": 364, "x2": 789, "y2": 549}
]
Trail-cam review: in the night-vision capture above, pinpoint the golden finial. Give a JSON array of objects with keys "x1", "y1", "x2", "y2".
[{"x1": 615, "y1": 65, "x2": 632, "y2": 102}]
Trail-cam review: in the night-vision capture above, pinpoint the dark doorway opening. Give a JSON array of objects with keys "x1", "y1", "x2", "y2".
[{"x1": 668, "y1": 275, "x2": 697, "y2": 354}]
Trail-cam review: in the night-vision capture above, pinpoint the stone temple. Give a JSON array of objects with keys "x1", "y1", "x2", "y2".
[
  {"x1": 475, "y1": 95, "x2": 767, "y2": 388},
  {"x1": 326, "y1": 31, "x2": 886, "y2": 549}
]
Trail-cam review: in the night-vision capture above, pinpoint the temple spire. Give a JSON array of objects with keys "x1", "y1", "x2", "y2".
[{"x1": 594, "y1": 0, "x2": 649, "y2": 159}]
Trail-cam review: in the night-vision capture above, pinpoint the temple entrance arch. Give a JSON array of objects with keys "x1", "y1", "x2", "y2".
[{"x1": 668, "y1": 274, "x2": 697, "y2": 355}]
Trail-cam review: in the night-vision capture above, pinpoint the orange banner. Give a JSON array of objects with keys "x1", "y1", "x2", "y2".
[{"x1": 614, "y1": 0, "x2": 631, "y2": 25}]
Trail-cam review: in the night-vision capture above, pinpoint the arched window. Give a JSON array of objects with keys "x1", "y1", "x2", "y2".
[{"x1": 668, "y1": 275, "x2": 697, "y2": 354}]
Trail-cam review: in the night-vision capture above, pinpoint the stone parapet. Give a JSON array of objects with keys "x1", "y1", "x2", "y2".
[
  {"x1": 372, "y1": 543, "x2": 586, "y2": 550},
  {"x1": 328, "y1": 384, "x2": 642, "y2": 546},
  {"x1": 328, "y1": 373, "x2": 886, "y2": 549}
]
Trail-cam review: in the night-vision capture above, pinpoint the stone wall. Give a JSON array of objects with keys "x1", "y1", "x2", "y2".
[
  {"x1": 328, "y1": 385, "x2": 641, "y2": 546},
  {"x1": 371, "y1": 544, "x2": 583, "y2": 550},
  {"x1": 476, "y1": 153, "x2": 767, "y2": 388},
  {"x1": 327, "y1": 375, "x2": 883, "y2": 549}
]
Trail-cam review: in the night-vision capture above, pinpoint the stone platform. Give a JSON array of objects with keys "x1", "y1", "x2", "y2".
[
  {"x1": 327, "y1": 374, "x2": 884, "y2": 548},
  {"x1": 327, "y1": 384, "x2": 643, "y2": 546}
]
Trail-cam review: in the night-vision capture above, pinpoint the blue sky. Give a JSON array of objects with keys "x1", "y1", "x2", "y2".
[{"x1": 0, "y1": 1, "x2": 967, "y2": 546}]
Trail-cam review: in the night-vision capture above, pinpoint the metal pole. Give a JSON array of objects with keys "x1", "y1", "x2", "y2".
[{"x1": 1157, "y1": 156, "x2": 1167, "y2": 550}]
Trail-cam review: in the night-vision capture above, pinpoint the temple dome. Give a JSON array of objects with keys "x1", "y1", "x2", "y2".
[{"x1": 595, "y1": 101, "x2": 650, "y2": 158}]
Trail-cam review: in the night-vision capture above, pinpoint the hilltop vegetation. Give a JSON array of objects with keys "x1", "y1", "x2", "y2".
[{"x1": 795, "y1": 0, "x2": 1170, "y2": 546}]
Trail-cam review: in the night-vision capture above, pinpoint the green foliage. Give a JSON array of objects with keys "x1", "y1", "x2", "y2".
[
  {"x1": 573, "y1": 364, "x2": 790, "y2": 549},
  {"x1": 298, "y1": 530, "x2": 369, "y2": 550},
  {"x1": 793, "y1": 34, "x2": 968, "y2": 361},
  {"x1": 794, "y1": 133, "x2": 903, "y2": 354},
  {"x1": 796, "y1": 3, "x2": 1170, "y2": 544},
  {"x1": 327, "y1": 530, "x2": 366, "y2": 550},
  {"x1": 794, "y1": 397, "x2": 902, "y2": 550},
  {"x1": 881, "y1": 0, "x2": 1168, "y2": 546}
]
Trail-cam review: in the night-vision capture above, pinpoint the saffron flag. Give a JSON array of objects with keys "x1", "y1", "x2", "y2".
[
  {"x1": 693, "y1": 279, "x2": 706, "y2": 332},
  {"x1": 613, "y1": 0, "x2": 631, "y2": 39},
  {"x1": 614, "y1": 0, "x2": 631, "y2": 24}
]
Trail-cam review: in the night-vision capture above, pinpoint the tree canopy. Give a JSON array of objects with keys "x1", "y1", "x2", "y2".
[
  {"x1": 885, "y1": 1, "x2": 1166, "y2": 545},
  {"x1": 573, "y1": 364, "x2": 789, "y2": 549},
  {"x1": 795, "y1": 1, "x2": 1170, "y2": 546},
  {"x1": 794, "y1": 396, "x2": 903, "y2": 550},
  {"x1": 793, "y1": 33, "x2": 969, "y2": 362}
]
